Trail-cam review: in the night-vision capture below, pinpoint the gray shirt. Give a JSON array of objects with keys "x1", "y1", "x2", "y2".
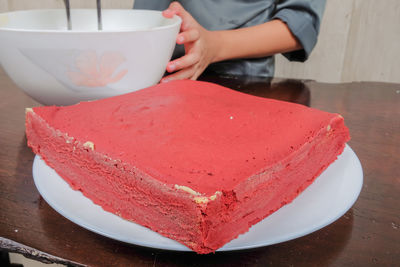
[{"x1": 134, "y1": 0, "x2": 326, "y2": 77}]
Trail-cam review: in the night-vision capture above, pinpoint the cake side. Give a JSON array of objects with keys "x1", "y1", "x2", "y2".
[
  {"x1": 25, "y1": 108, "x2": 213, "y2": 253},
  {"x1": 194, "y1": 114, "x2": 350, "y2": 250}
]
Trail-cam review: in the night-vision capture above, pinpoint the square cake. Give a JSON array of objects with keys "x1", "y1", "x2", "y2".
[{"x1": 25, "y1": 80, "x2": 350, "y2": 254}]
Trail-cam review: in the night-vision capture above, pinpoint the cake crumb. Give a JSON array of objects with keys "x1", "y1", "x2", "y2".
[
  {"x1": 194, "y1": 196, "x2": 209, "y2": 204},
  {"x1": 83, "y1": 141, "x2": 95, "y2": 150},
  {"x1": 25, "y1": 108, "x2": 33, "y2": 114},
  {"x1": 209, "y1": 191, "x2": 221, "y2": 201},
  {"x1": 174, "y1": 184, "x2": 201, "y2": 196},
  {"x1": 194, "y1": 191, "x2": 221, "y2": 204}
]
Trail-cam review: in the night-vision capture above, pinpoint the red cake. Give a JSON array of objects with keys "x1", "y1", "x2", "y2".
[{"x1": 25, "y1": 80, "x2": 350, "y2": 254}]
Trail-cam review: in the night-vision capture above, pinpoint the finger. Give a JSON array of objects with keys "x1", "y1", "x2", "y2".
[
  {"x1": 163, "y1": 2, "x2": 184, "y2": 17},
  {"x1": 168, "y1": 2, "x2": 185, "y2": 15},
  {"x1": 168, "y1": 2, "x2": 197, "y2": 31},
  {"x1": 162, "y1": 9, "x2": 176, "y2": 18},
  {"x1": 191, "y1": 69, "x2": 204, "y2": 81},
  {"x1": 166, "y1": 54, "x2": 199, "y2": 73},
  {"x1": 177, "y1": 29, "x2": 200, "y2": 44},
  {"x1": 162, "y1": 1, "x2": 183, "y2": 18},
  {"x1": 161, "y1": 67, "x2": 196, "y2": 82}
]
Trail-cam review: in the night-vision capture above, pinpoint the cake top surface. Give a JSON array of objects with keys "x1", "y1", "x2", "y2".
[{"x1": 33, "y1": 80, "x2": 340, "y2": 195}]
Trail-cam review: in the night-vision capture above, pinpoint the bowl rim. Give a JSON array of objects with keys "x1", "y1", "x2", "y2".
[{"x1": 0, "y1": 9, "x2": 182, "y2": 33}]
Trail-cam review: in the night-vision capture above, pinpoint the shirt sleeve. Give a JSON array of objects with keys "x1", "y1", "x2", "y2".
[
  {"x1": 272, "y1": 0, "x2": 327, "y2": 62},
  {"x1": 133, "y1": 0, "x2": 171, "y2": 10}
]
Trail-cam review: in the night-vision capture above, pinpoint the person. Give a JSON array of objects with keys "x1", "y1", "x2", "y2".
[{"x1": 134, "y1": 0, "x2": 327, "y2": 82}]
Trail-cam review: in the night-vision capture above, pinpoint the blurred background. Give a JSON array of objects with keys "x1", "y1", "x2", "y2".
[{"x1": 1, "y1": 0, "x2": 399, "y2": 83}]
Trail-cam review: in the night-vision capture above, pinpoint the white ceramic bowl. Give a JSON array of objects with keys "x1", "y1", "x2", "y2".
[{"x1": 0, "y1": 9, "x2": 181, "y2": 105}]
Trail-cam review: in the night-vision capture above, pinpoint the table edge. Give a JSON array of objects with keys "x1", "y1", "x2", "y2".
[{"x1": 0, "y1": 236, "x2": 85, "y2": 267}]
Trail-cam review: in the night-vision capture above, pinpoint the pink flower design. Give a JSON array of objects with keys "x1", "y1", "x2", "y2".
[{"x1": 67, "y1": 50, "x2": 128, "y2": 87}]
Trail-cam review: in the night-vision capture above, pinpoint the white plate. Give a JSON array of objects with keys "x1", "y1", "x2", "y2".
[{"x1": 32, "y1": 145, "x2": 363, "y2": 252}]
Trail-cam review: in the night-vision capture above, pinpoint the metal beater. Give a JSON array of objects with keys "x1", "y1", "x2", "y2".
[{"x1": 63, "y1": 0, "x2": 102, "y2": 31}]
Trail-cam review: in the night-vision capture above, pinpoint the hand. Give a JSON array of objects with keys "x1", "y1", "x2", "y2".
[{"x1": 161, "y1": 2, "x2": 218, "y2": 82}]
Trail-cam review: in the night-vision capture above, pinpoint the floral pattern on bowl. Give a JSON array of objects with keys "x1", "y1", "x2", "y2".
[
  {"x1": 67, "y1": 50, "x2": 128, "y2": 88},
  {"x1": 19, "y1": 48, "x2": 128, "y2": 93}
]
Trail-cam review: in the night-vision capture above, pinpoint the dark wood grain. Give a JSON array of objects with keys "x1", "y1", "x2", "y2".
[{"x1": 0, "y1": 67, "x2": 399, "y2": 267}]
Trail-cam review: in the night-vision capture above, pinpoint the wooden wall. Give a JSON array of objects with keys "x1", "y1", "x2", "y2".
[
  {"x1": 275, "y1": 0, "x2": 400, "y2": 83},
  {"x1": 1, "y1": 0, "x2": 399, "y2": 83}
]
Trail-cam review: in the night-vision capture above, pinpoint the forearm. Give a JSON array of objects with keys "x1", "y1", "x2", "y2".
[{"x1": 210, "y1": 19, "x2": 302, "y2": 63}]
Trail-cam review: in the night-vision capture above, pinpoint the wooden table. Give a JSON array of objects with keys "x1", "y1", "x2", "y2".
[{"x1": 0, "y1": 68, "x2": 399, "y2": 267}]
